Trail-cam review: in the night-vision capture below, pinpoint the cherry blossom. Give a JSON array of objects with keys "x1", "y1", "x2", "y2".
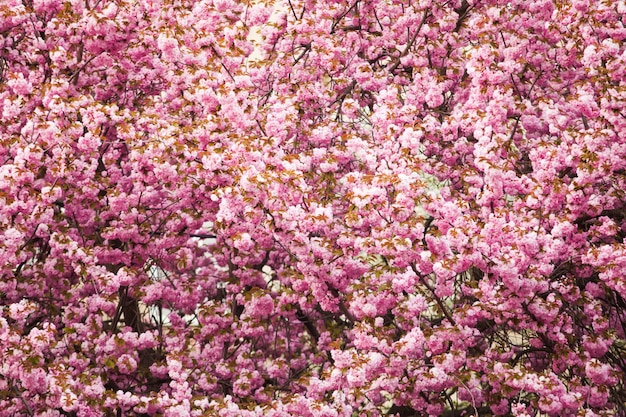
[{"x1": 1, "y1": 0, "x2": 625, "y2": 415}]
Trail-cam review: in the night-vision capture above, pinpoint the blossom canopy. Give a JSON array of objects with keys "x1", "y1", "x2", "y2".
[{"x1": 1, "y1": 0, "x2": 626, "y2": 416}]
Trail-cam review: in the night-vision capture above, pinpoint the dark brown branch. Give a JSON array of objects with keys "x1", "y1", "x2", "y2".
[
  {"x1": 453, "y1": 0, "x2": 473, "y2": 33},
  {"x1": 411, "y1": 264, "x2": 456, "y2": 326},
  {"x1": 293, "y1": 42, "x2": 311, "y2": 65},
  {"x1": 287, "y1": 0, "x2": 298, "y2": 20},
  {"x1": 510, "y1": 74, "x2": 524, "y2": 100},
  {"x1": 190, "y1": 233, "x2": 216, "y2": 239},
  {"x1": 11, "y1": 383, "x2": 34, "y2": 417},
  {"x1": 295, "y1": 308, "x2": 320, "y2": 343},
  {"x1": 574, "y1": 208, "x2": 626, "y2": 228},
  {"x1": 389, "y1": 10, "x2": 429, "y2": 74},
  {"x1": 330, "y1": 0, "x2": 360, "y2": 34}
]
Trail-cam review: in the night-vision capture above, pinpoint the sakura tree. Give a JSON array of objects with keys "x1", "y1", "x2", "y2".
[{"x1": 1, "y1": 0, "x2": 625, "y2": 416}]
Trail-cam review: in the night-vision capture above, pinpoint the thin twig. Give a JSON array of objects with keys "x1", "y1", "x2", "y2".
[
  {"x1": 12, "y1": 383, "x2": 34, "y2": 417},
  {"x1": 411, "y1": 264, "x2": 456, "y2": 326},
  {"x1": 389, "y1": 10, "x2": 429, "y2": 74}
]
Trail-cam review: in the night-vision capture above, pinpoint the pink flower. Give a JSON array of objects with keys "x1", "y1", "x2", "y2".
[
  {"x1": 117, "y1": 354, "x2": 138, "y2": 374},
  {"x1": 585, "y1": 360, "x2": 614, "y2": 385},
  {"x1": 247, "y1": 294, "x2": 274, "y2": 319}
]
